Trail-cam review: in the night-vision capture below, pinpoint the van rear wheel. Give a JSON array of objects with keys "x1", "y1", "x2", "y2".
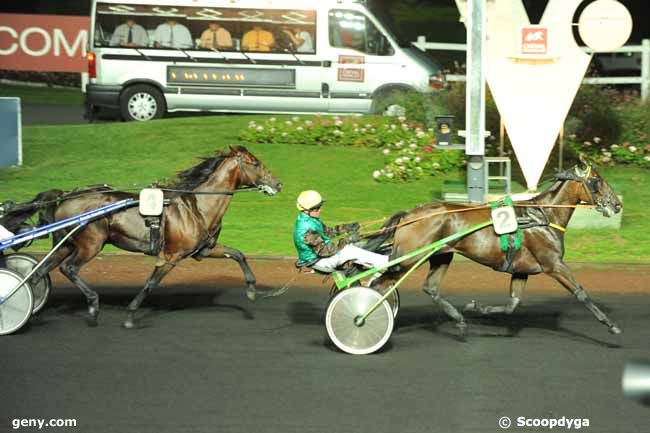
[
  {"x1": 120, "y1": 84, "x2": 165, "y2": 121},
  {"x1": 371, "y1": 88, "x2": 412, "y2": 117}
]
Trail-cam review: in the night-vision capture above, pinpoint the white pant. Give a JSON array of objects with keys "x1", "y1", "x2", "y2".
[
  {"x1": 0, "y1": 224, "x2": 14, "y2": 241},
  {"x1": 312, "y1": 245, "x2": 388, "y2": 274}
]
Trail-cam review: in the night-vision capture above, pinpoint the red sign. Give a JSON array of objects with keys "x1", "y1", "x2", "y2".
[
  {"x1": 0, "y1": 14, "x2": 90, "y2": 72},
  {"x1": 337, "y1": 68, "x2": 364, "y2": 83},
  {"x1": 521, "y1": 26, "x2": 547, "y2": 55}
]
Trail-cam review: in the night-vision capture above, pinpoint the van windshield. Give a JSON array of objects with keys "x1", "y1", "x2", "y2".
[{"x1": 368, "y1": 6, "x2": 412, "y2": 49}]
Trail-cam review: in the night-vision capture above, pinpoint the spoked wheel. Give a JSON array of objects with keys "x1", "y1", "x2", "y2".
[
  {"x1": 4, "y1": 253, "x2": 51, "y2": 313},
  {"x1": 0, "y1": 269, "x2": 34, "y2": 335},
  {"x1": 325, "y1": 286, "x2": 394, "y2": 355},
  {"x1": 376, "y1": 286, "x2": 400, "y2": 318}
]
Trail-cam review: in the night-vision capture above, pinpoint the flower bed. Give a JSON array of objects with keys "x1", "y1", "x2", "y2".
[{"x1": 239, "y1": 115, "x2": 466, "y2": 182}]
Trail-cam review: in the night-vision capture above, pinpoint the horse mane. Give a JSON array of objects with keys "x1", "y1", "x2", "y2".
[{"x1": 164, "y1": 147, "x2": 242, "y2": 190}]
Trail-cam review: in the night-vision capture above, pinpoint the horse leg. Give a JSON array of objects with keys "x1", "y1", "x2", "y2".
[
  {"x1": 422, "y1": 253, "x2": 468, "y2": 338},
  {"x1": 124, "y1": 262, "x2": 175, "y2": 329},
  {"x1": 545, "y1": 261, "x2": 621, "y2": 334},
  {"x1": 195, "y1": 244, "x2": 259, "y2": 301},
  {"x1": 58, "y1": 239, "x2": 105, "y2": 326},
  {"x1": 464, "y1": 273, "x2": 527, "y2": 315}
]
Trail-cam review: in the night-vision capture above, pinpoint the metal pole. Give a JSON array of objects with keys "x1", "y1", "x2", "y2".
[
  {"x1": 558, "y1": 125, "x2": 564, "y2": 171},
  {"x1": 465, "y1": 0, "x2": 487, "y2": 203},
  {"x1": 642, "y1": 39, "x2": 649, "y2": 102}
]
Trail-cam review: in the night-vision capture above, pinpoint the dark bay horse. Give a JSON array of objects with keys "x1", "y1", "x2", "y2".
[
  {"x1": 368, "y1": 158, "x2": 622, "y2": 338},
  {"x1": 24, "y1": 146, "x2": 282, "y2": 328}
]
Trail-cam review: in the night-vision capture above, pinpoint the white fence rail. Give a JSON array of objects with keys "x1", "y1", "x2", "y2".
[{"x1": 414, "y1": 36, "x2": 650, "y2": 101}]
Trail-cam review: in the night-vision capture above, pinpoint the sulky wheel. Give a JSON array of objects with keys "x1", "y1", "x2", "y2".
[
  {"x1": 376, "y1": 286, "x2": 400, "y2": 318},
  {"x1": 4, "y1": 253, "x2": 51, "y2": 313},
  {"x1": 0, "y1": 268, "x2": 34, "y2": 335},
  {"x1": 325, "y1": 286, "x2": 394, "y2": 355}
]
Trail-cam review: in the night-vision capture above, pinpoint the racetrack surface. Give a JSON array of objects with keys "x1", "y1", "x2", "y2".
[{"x1": 2, "y1": 257, "x2": 649, "y2": 433}]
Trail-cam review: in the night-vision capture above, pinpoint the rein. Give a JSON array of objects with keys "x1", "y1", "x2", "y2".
[{"x1": 357, "y1": 202, "x2": 595, "y2": 239}]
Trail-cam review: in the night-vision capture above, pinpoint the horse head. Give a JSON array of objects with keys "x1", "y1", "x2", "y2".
[
  {"x1": 229, "y1": 145, "x2": 282, "y2": 196},
  {"x1": 567, "y1": 155, "x2": 622, "y2": 217}
]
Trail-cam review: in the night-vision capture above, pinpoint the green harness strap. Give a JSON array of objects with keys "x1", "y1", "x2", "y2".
[{"x1": 490, "y1": 197, "x2": 522, "y2": 252}]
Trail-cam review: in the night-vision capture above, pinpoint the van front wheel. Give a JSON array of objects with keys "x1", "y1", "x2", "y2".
[{"x1": 120, "y1": 85, "x2": 165, "y2": 121}]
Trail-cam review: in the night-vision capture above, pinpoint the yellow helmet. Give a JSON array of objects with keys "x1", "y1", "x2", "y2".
[{"x1": 296, "y1": 190, "x2": 324, "y2": 211}]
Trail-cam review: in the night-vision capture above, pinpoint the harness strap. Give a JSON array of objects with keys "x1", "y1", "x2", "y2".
[{"x1": 549, "y1": 223, "x2": 567, "y2": 232}]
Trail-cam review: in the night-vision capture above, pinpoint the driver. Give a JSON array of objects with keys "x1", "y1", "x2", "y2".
[{"x1": 293, "y1": 190, "x2": 388, "y2": 273}]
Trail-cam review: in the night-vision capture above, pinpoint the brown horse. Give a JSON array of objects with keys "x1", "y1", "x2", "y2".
[
  {"x1": 368, "y1": 157, "x2": 622, "y2": 338},
  {"x1": 25, "y1": 145, "x2": 282, "y2": 328}
]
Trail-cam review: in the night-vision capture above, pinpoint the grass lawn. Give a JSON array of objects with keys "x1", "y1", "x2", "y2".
[
  {"x1": 0, "y1": 84, "x2": 83, "y2": 105},
  {"x1": 1, "y1": 115, "x2": 648, "y2": 263}
]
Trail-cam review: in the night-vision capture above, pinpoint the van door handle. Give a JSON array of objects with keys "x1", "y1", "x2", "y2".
[{"x1": 323, "y1": 61, "x2": 332, "y2": 68}]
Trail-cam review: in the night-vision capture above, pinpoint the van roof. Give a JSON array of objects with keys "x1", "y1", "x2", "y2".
[{"x1": 93, "y1": 0, "x2": 367, "y2": 8}]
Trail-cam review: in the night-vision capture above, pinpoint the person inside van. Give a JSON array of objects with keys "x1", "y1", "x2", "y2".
[
  {"x1": 241, "y1": 24, "x2": 274, "y2": 52},
  {"x1": 199, "y1": 21, "x2": 232, "y2": 50},
  {"x1": 154, "y1": 19, "x2": 193, "y2": 49},
  {"x1": 110, "y1": 18, "x2": 149, "y2": 47},
  {"x1": 293, "y1": 190, "x2": 388, "y2": 274},
  {"x1": 281, "y1": 25, "x2": 314, "y2": 53}
]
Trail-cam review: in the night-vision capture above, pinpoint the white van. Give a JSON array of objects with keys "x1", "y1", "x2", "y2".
[{"x1": 87, "y1": 0, "x2": 443, "y2": 121}]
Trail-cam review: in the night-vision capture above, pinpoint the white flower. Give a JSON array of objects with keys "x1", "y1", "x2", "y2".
[
  {"x1": 416, "y1": 167, "x2": 423, "y2": 171},
  {"x1": 409, "y1": 143, "x2": 417, "y2": 149},
  {"x1": 603, "y1": 151, "x2": 612, "y2": 157},
  {"x1": 360, "y1": 128, "x2": 367, "y2": 133},
  {"x1": 281, "y1": 132, "x2": 288, "y2": 137},
  {"x1": 416, "y1": 131, "x2": 426, "y2": 138},
  {"x1": 285, "y1": 121, "x2": 293, "y2": 126},
  {"x1": 256, "y1": 126, "x2": 264, "y2": 131},
  {"x1": 395, "y1": 141, "x2": 403, "y2": 148},
  {"x1": 292, "y1": 116, "x2": 300, "y2": 121},
  {"x1": 270, "y1": 128, "x2": 276, "y2": 133},
  {"x1": 390, "y1": 124, "x2": 397, "y2": 130},
  {"x1": 644, "y1": 155, "x2": 650, "y2": 161},
  {"x1": 371, "y1": 128, "x2": 376, "y2": 133},
  {"x1": 269, "y1": 117, "x2": 276, "y2": 122},
  {"x1": 296, "y1": 126, "x2": 303, "y2": 131},
  {"x1": 373, "y1": 170, "x2": 382, "y2": 179},
  {"x1": 629, "y1": 146, "x2": 637, "y2": 152},
  {"x1": 402, "y1": 157, "x2": 410, "y2": 162},
  {"x1": 365, "y1": 124, "x2": 372, "y2": 128},
  {"x1": 398, "y1": 116, "x2": 406, "y2": 122},
  {"x1": 432, "y1": 162, "x2": 440, "y2": 168},
  {"x1": 401, "y1": 123, "x2": 409, "y2": 130},
  {"x1": 414, "y1": 157, "x2": 421, "y2": 163},
  {"x1": 601, "y1": 156, "x2": 611, "y2": 162},
  {"x1": 305, "y1": 120, "x2": 313, "y2": 126},
  {"x1": 395, "y1": 158, "x2": 403, "y2": 164},
  {"x1": 611, "y1": 144, "x2": 619, "y2": 149},
  {"x1": 593, "y1": 137, "x2": 601, "y2": 143},
  {"x1": 383, "y1": 149, "x2": 390, "y2": 155},
  {"x1": 569, "y1": 134, "x2": 577, "y2": 140},
  {"x1": 386, "y1": 173, "x2": 394, "y2": 178},
  {"x1": 354, "y1": 129, "x2": 360, "y2": 133},
  {"x1": 584, "y1": 141, "x2": 592, "y2": 147},
  {"x1": 335, "y1": 119, "x2": 343, "y2": 127}
]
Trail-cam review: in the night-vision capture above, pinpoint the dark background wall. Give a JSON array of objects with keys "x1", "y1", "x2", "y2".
[{"x1": 1, "y1": 0, "x2": 647, "y2": 42}]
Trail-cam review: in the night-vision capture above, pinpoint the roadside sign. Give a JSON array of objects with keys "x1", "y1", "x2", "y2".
[{"x1": 0, "y1": 98, "x2": 22, "y2": 167}]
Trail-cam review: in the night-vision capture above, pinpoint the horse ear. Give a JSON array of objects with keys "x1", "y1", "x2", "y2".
[{"x1": 575, "y1": 153, "x2": 592, "y2": 178}]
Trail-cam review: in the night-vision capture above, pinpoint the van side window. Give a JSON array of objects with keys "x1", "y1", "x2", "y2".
[{"x1": 328, "y1": 9, "x2": 394, "y2": 56}]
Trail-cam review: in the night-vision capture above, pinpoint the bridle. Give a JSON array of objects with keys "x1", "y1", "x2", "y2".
[{"x1": 554, "y1": 165, "x2": 603, "y2": 210}]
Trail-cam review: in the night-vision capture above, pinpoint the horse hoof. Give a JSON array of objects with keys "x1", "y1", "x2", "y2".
[
  {"x1": 456, "y1": 321, "x2": 468, "y2": 341},
  {"x1": 123, "y1": 320, "x2": 136, "y2": 329},
  {"x1": 609, "y1": 325, "x2": 622, "y2": 335},
  {"x1": 86, "y1": 308, "x2": 99, "y2": 327},
  {"x1": 463, "y1": 301, "x2": 478, "y2": 312},
  {"x1": 246, "y1": 289, "x2": 256, "y2": 303}
]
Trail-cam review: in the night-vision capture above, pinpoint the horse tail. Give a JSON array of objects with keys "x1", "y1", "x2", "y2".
[
  {"x1": 362, "y1": 211, "x2": 407, "y2": 252},
  {"x1": 0, "y1": 189, "x2": 64, "y2": 233}
]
